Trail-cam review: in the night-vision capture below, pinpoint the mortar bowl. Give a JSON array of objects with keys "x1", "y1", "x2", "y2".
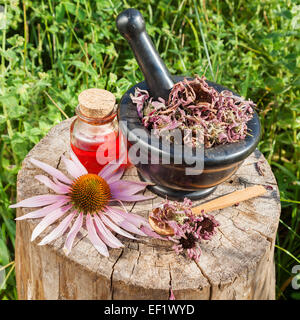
[{"x1": 118, "y1": 76, "x2": 261, "y2": 201}]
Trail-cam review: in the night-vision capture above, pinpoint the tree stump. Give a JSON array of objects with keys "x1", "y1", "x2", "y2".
[{"x1": 15, "y1": 118, "x2": 281, "y2": 300}]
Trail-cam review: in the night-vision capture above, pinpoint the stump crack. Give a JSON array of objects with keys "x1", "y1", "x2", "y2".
[
  {"x1": 72, "y1": 234, "x2": 88, "y2": 251},
  {"x1": 58, "y1": 262, "x2": 62, "y2": 300},
  {"x1": 252, "y1": 229, "x2": 274, "y2": 245},
  {"x1": 218, "y1": 210, "x2": 252, "y2": 236},
  {"x1": 237, "y1": 176, "x2": 277, "y2": 189},
  {"x1": 234, "y1": 209, "x2": 275, "y2": 244},
  {"x1": 231, "y1": 217, "x2": 249, "y2": 234},
  {"x1": 110, "y1": 249, "x2": 124, "y2": 300},
  {"x1": 168, "y1": 263, "x2": 173, "y2": 299},
  {"x1": 218, "y1": 228, "x2": 242, "y2": 251},
  {"x1": 56, "y1": 155, "x2": 63, "y2": 169},
  {"x1": 130, "y1": 246, "x2": 141, "y2": 280},
  {"x1": 195, "y1": 262, "x2": 213, "y2": 300}
]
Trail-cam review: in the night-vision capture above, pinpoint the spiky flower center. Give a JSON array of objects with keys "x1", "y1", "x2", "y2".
[
  {"x1": 70, "y1": 174, "x2": 111, "y2": 214},
  {"x1": 179, "y1": 232, "x2": 197, "y2": 249},
  {"x1": 197, "y1": 217, "x2": 214, "y2": 234}
]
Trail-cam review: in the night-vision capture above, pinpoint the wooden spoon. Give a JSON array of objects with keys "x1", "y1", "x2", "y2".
[{"x1": 149, "y1": 185, "x2": 267, "y2": 236}]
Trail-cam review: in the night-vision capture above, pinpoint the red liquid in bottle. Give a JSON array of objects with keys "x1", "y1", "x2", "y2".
[
  {"x1": 70, "y1": 119, "x2": 122, "y2": 174},
  {"x1": 71, "y1": 137, "x2": 119, "y2": 174},
  {"x1": 70, "y1": 87, "x2": 132, "y2": 174}
]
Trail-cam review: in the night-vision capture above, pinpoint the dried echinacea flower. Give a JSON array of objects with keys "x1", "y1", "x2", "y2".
[
  {"x1": 193, "y1": 213, "x2": 220, "y2": 241},
  {"x1": 10, "y1": 150, "x2": 156, "y2": 257},
  {"x1": 131, "y1": 74, "x2": 255, "y2": 148},
  {"x1": 171, "y1": 213, "x2": 220, "y2": 261},
  {"x1": 151, "y1": 198, "x2": 220, "y2": 261},
  {"x1": 152, "y1": 197, "x2": 193, "y2": 223},
  {"x1": 172, "y1": 222, "x2": 202, "y2": 261}
]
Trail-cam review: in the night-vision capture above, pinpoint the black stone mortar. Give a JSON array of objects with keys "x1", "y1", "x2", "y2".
[{"x1": 116, "y1": 9, "x2": 261, "y2": 200}]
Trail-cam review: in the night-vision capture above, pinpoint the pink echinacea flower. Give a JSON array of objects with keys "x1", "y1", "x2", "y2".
[{"x1": 10, "y1": 150, "x2": 156, "y2": 257}]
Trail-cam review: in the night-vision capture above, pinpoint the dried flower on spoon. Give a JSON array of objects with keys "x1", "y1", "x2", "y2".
[
  {"x1": 149, "y1": 186, "x2": 268, "y2": 260},
  {"x1": 131, "y1": 75, "x2": 255, "y2": 148},
  {"x1": 150, "y1": 198, "x2": 220, "y2": 261}
]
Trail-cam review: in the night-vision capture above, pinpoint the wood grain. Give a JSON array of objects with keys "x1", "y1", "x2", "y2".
[{"x1": 15, "y1": 118, "x2": 281, "y2": 300}]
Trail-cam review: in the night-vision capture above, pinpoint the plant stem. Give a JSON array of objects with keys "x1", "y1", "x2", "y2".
[{"x1": 193, "y1": 0, "x2": 215, "y2": 81}]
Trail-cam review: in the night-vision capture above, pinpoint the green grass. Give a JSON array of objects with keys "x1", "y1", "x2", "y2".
[{"x1": 0, "y1": 0, "x2": 299, "y2": 300}]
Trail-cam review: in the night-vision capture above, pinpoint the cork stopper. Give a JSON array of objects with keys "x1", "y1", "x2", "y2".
[{"x1": 78, "y1": 88, "x2": 116, "y2": 118}]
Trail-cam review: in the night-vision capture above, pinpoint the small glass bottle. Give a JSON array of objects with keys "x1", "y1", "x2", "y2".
[{"x1": 70, "y1": 88, "x2": 121, "y2": 174}]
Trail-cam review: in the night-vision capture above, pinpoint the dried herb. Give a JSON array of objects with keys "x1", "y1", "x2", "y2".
[
  {"x1": 151, "y1": 197, "x2": 220, "y2": 261},
  {"x1": 255, "y1": 160, "x2": 265, "y2": 176},
  {"x1": 131, "y1": 75, "x2": 255, "y2": 148}
]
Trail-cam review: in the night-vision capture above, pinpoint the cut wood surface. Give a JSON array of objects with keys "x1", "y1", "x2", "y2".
[{"x1": 15, "y1": 118, "x2": 281, "y2": 300}]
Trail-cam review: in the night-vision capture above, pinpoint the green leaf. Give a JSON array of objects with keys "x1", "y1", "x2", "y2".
[
  {"x1": 10, "y1": 132, "x2": 30, "y2": 159},
  {"x1": 0, "y1": 48, "x2": 17, "y2": 60},
  {"x1": 0, "y1": 115, "x2": 5, "y2": 125},
  {"x1": 48, "y1": 24, "x2": 59, "y2": 33},
  {"x1": 0, "y1": 9, "x2": 7, "y2": 30},
  {"x1": 291, "y1": 291, "x2": 300, "y2": 300},
  {"x1": 0, "y1": 95, "x2": 18, "y2": 109},
  {"x1": 69, "y1": 61, "x2": 98, "y2": 77},
  {"x1": 265, "y1": 77, "x2": 285, "y2": 93},
  {"x1": 0, "y1": 95, "x2": 27, "y2": 119},
  {"x1": 272, "y1": 161, "x2": 297, "y2": 181},
  {"x1": 277, "y1": 10, "x2": 292, "y2": 19},
  {"x1": 9, "y1": 105, "x2": 28, "y2": 119},
  {"x1": 55, "y1": 3, "x2": 65, "y2": 23},
  {"x1": 0, "y1": 238, "x2": 10, "y2": 266},
  {"x1": 63, "y1": 2, "x2": 85, "y2": 21},
  {"x1": 105, "y1": 43, "x2": 117, "y2": 58},
  {"x1": 63, "y1": 2, "x2": 76, "y2": 15},
  {"x1": 23, "y1": 122, "x2": 43, "y2": 144},
  {"x1": 107, "y1": 72, "x2": 117, "y2": 90},
  {"x1": 38, "y1": 121, "x2": 52, "y2": 133}
]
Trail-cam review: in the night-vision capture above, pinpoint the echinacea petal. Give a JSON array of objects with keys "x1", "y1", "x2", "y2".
[
  {"x1": 9, "y1": 194, "x2": 70, "y2": 209},
  {"x1": 86, "y1": 213, "x2": 109, "y2": 257},
  {"x1": 110, "y1": 180, "x2": 150, "y2": 198},
  {"x1": 53, "y1": 177, "x2": 72, "y2": 191},
  {"x1": 62, "y1": 155, "x2": 83, "y2": 179},
  {"x1": 15, "y1": 198, "x2": 69, "y2": 220},
  {"x1": 31, "y1": 204, "x2": 72, "y2": 241},
  {"x1": 94, "y1": 214, "x2": 124, "y2": 248},
  {"x1": 38, "y1": 211, "x2": 75, "y2": 246},
  {"x1": 140, "y1": 225, "x2": 167, "y2": 240},
  {"x1": 109, "y1": 198, "x2": 130, "y2": 214},
  {"x1": 108, "y1": 206, "x2": 147, "y2": 228},
  {"x1": 35, "y1": 175, "x2": 70, "y2": 194},
  {"x1": 106, "y1": 207, "x2": 146, "y2": 236},
  {"x1": 98, "y1": 161, "x2": 123, "y2": 180},
  {"x1": 63, "y1": 211, "x2": 83, "y2": 255},
  {"x1": 113, "y1": 194, "x2": 155, "y2": 202},
  {"x1": 30, "y1": 158, "x2": 72, "y2": 185},
  {"x1": 98, "y1": 141, "x2": 127, "y2": 180},
  {"x1": 100, "y1": 214, "x2": 136, "y2": 240},
  {"x1": 169, "y1": 288, "x2": 176, "y2": 300},
  {"x1": 106, "y1": 166, "x2": 125, "y2": 184},
  {"x1": 69, "y1": 149, "x2": 88, "y2": 176}
]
